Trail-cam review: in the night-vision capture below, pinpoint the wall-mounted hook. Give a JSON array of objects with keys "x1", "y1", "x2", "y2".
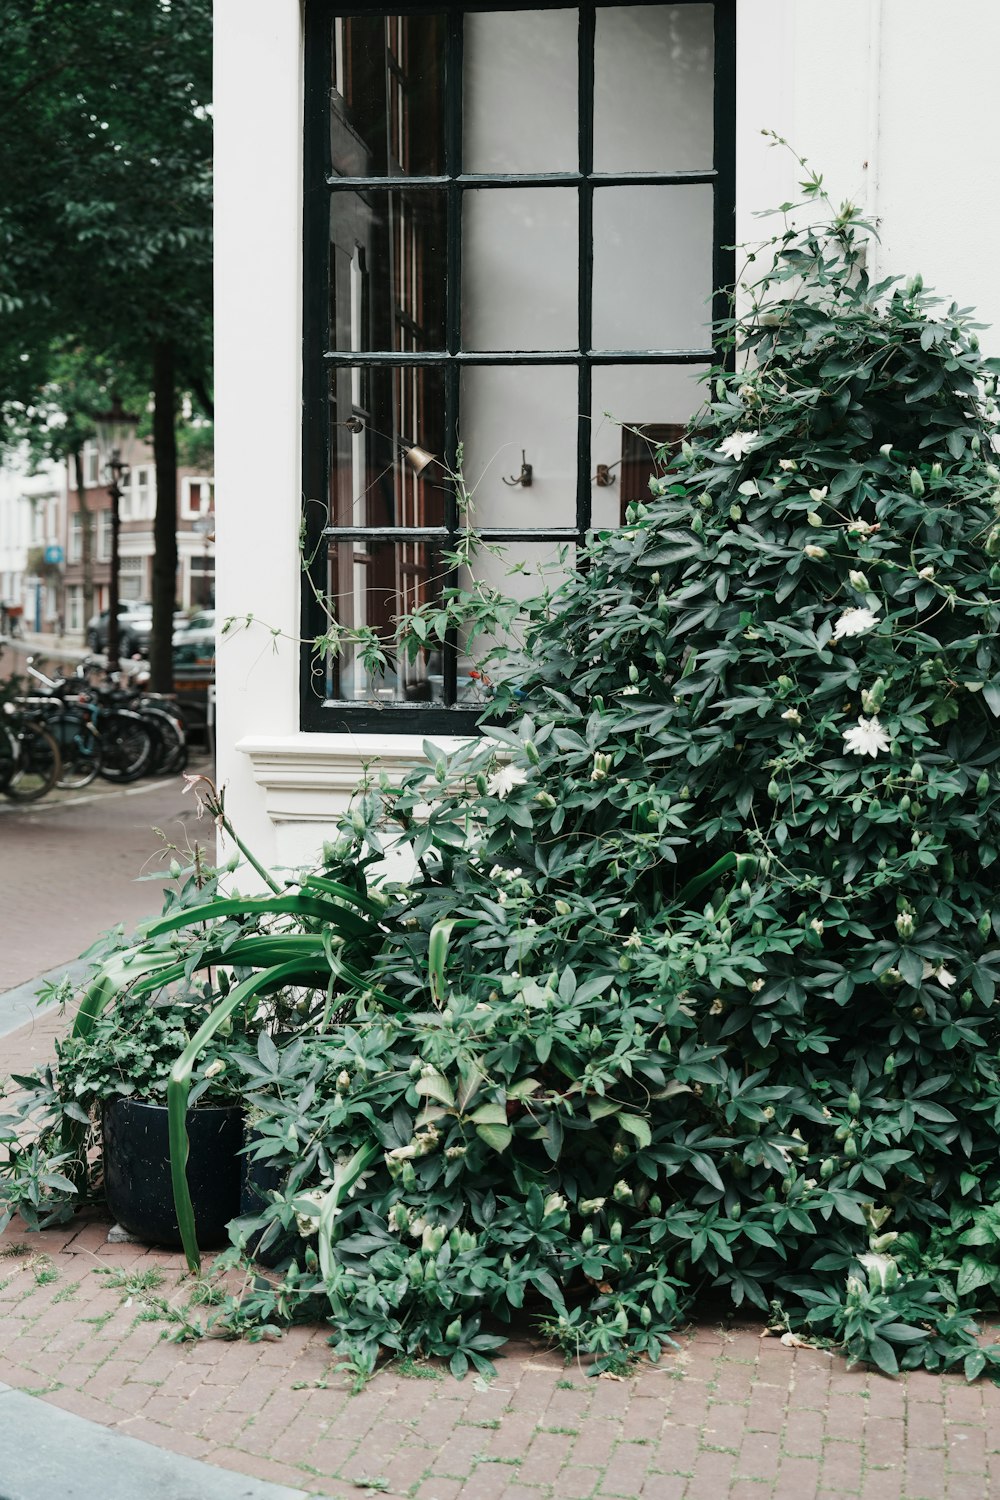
[
  {"x1": 501, "y1": 450, "x2": 533, "y2": 488},
  {"x1": 594, "y1": 460, "x2": 621, "y2": 487}
]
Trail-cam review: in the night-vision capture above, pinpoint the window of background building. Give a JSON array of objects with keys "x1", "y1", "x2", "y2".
[
  {"x1": 118, "y1": 555, "x2": 145, "y2": 601},
  {"x1": 302, "y1": 1, "x2": 735, "y2": 733},
  {"x1": 181, "y1": 476, "x2": 215, "y2": 519},
  {"x1": 66, "y1": 584, "x2": 84, "y2": 633},
  {"x1": 96, "y1": 511, "x2": 112, "y2": 563},
  {"x1": 122, "y1": 466, "x2": 156, "y2": 522}
]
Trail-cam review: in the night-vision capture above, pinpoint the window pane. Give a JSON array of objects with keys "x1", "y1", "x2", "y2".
[
  {"x1": 591, "y1": 185, "x2": 714, "y2": 352},
  {"x1": 327, "y1": 364, "x2": 447, "y2": 530},
  {"x1": 322, "y1": 538, "x2": 448, "y2": 704},
  {"x1": 462, "y1": 189, "x2": 578, "y2": 351},
  {"x1": 463, "y1": 9, "x2": 578, "y2": 174},
  {"x1": 594, "y1": 4, "x2": 714, "y2": 173},
  {"x1": 590, "y1": 364, "x2": 708, "y2": 528},
  {"x1": 457, "y1": 539, "x2": 577, "y2": 696},
  {"x1": 459, "y1": 364, "x2": 579, "y2": 527},
  {"x1": 329, "y1": 188, "x2": 447, "y2": 352},
  {"x1": 330, "y1": 15, "x2": 447, "y2": 177}
]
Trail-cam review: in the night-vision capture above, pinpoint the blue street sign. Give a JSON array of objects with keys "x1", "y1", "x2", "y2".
[{"x1": 43, "y1": 544, "x2": 64, "y2": 565}]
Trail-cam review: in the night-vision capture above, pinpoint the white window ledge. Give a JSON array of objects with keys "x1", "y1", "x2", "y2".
[{"x1": 237, "y1": 731, "x2": 472, "y2": 824}]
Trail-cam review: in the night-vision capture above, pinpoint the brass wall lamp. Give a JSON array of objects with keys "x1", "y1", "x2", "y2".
[{"x1": 342, "y1": 415, "x2": 437, "y2": 475}]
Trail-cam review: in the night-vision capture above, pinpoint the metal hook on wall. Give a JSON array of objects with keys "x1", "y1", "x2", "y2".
[
  {"x1": 593, "y1": 459, "x2": 621, "y2": 487},
  {"x1": 501, "y1": 450, "x2": 533, "y2": 488}
]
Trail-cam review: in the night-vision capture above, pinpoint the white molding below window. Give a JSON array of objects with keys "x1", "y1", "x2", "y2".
[{"x1": 238, "y1": 732, "x2": 471, "y2": 825}]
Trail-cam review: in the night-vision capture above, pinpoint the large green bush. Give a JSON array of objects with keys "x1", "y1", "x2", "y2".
[
  {"x1": 209, "y1": 187, "x2": 1000, "y2": 1381},
  {"x1": 10, "y1": 179, "x2": 1000, "y2": 1381}
]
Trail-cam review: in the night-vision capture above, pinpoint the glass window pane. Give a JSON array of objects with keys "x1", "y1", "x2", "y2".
[
  {"x1": 324, "y1": 538, "x2": 448, "y2": 703},
  {"x1": 329, "y1": 188, "x2": 447, "y2": 352},
  {"x1": 459, "y1": 365, "x2": 579, "y2": 528},
  {"x1": 327, "y1": 364, "x2": 447, "y2": 529},
  {"x1": 590, "y1": 364, "x2": 708, "y2": 528},
  {"x1": 457, "y1": 539, "x2": 577, "y2": 698},
  {"x1": 330, "y1": 14, "x2": 447, "y2": 177},
  {"x1": 463, "y1": 9, "x2": 578, "y2": 174},
  {"x1": 594, "y1": 4, "x2": 714, "y2": 173},
  {"x1": 462, "y1": 189, "x2": 578, "y2": 351},
  {"x1": 591, "y1": 185, "x2": 714, "y2": 352}
]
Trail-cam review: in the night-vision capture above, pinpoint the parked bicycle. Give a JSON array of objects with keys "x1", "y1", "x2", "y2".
[{"x1": 0, "y1": 699, "x2": 61, "y2": 802}]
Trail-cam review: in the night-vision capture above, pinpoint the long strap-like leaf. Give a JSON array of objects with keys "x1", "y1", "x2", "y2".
[
  {"x1": 142, "y1": 894, "x2": 378, "y2": 942},
  {"x1": 167, "y1": 957, "x2": 324, "y2": 1271}
]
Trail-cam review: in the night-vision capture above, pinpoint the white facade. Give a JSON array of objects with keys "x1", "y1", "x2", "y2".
[
  {"x1": 215, "y1": 0, "x2": 1000, "y2": 872},
  {"x1": 0, "y1": 457, "x2": 65, "y2": 630}
]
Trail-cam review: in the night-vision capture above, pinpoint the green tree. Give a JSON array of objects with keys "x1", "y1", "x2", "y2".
[{"x1": 0, "y1": 0, "x2": 212, "y2": 686}]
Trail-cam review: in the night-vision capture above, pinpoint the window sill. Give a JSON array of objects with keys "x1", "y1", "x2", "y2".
[{"x1": 237, "y1": 731, "x2": 472, "y2": 823}]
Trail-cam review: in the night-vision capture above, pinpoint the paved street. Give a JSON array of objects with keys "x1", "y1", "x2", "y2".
[{"x1": 0, "y1": 767, "x2": 998, "y2": 1497}]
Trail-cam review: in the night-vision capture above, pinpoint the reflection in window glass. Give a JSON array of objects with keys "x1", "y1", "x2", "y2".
[
  {"x1": 330, "y1": 14, "x2": 447, "y2": 177},
  {"x1": 591, "y1": 185, "x2": 714, "y2": 352},
  {"x1": 590, "y1": 364, "x2": 708, "y2": 529},
  {"x1": 462, "y1": 189, "x2": 578, "y2": 351},
  {"x1": 324, "y1": 538, "x2": 447, "y2": 702},
  {"x1": 327, "y1": 363, "x2": 446, "y2": 529},
  {"x1": 594, "y1": 4, "x2": 714, "y2": 173},
  {"x1": 329, "y1": 188, "x2": 447, "y2": 353},
  {"x1": 459, "y1": 365, "x2": 579, "y2": 529},
  {"x1": 463, "y1": 9, "x2": 578, "y2": 174},
  {"x1": 456, "y1": 540, "x2": 576, "y2": 699}
]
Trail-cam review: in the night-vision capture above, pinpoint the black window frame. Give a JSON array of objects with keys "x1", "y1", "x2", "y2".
[{"x1": 302, "y1": 0, "x2": 736, "y2": 734}]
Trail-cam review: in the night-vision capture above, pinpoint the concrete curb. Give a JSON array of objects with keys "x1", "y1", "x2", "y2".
[
  {"x1": 0, "y1": 961, "x2": 88, "y2": 1038},
  {"x1": 0, "y1": 1384, "x2": 333, "y2": 1500}
]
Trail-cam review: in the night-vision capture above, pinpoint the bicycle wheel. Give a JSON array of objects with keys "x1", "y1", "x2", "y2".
[
  {"x1": 0, "y1": 719, "x2": 18, "y2": 790},
  {"x1": 55, "y1": 709, "x2": 104, "y2": 790},
  {"x1": 143, "y1": 708, "x2": 188, "y2": 776},
  {"x1": 4, "y1": 719, "x2": 61, "y2": 802},
  {"x1": 98, "y1": 709, "x2": 153, "y2": 783}
]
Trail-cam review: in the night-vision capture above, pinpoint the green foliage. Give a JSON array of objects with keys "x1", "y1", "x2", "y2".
[{"x1": 9, "y1": 179, "x2": 1000, "y2": 1383}]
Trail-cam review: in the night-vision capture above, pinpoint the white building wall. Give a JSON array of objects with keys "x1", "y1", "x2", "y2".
[{"x1": 216, "y1": 0, "x2": 1000, "y2": 875}]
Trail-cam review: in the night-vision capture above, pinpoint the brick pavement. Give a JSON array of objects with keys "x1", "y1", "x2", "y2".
[{"x1": 1, "y1": 780, "x2": 999, "y2": 1497}]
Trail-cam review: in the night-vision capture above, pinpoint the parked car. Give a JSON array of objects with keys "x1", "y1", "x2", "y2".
[
  {"x1": 172, "y1": 608, "x2": 216, "y2": 668},
  {"x1": 86, "y1": 602, "x2": 153, "y2": 657}
]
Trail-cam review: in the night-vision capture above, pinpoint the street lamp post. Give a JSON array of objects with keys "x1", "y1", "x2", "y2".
[{"x1": 94, "y1": 398, "x2": 139, "y2": 674}]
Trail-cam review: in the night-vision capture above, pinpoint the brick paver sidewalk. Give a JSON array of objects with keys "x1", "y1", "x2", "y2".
[
  {"x1": 0, "y1": 1015, "x2": 996, "y2": 1500},
  {"x1": 1, "y1": 778, "x2": 998, "y2": 1498}
]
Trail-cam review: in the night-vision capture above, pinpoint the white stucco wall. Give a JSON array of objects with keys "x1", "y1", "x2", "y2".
[{"x1": 216, "y1": 0, "x2": 1000, "y2": 875}]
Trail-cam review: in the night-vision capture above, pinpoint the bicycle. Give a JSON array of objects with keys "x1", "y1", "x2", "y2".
[{"x1": 0, "y1": 701, "x2": 61, "y2": 802}]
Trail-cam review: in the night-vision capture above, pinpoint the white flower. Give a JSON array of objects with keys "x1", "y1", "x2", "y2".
[
  {"x1": 847, "y1": 519, "x2": 878, "y2": 538},
  {"x1": 624, "y1": 932, "x2": 643, "y2": 949},
  {"x1": 918, "y1": 566, "x2": 936, "y2": 581},
  {"x1": 858, "y1": 1252, "x2": 898, "y2": 1292},
  {"x1": 619, "y1": 685, "x2": 639, "y2": 696},
  {"x1": 778, "y1": 459, "x2": 797, "y2": 471},
  {"x1": 921, "y1": 960, "x2": 957, "y2": 988},
  {"x1": 832, "y1": 605, "x2": 880, "y2": 641},
  {"x1": 848, "y1": 571, "x2": 870, "y2": 591},
  {"x1": 803, "y1": 545, "x2": 827, "y2": 560},
  {"x1": 486, "y1": 764, "x2": 528, "y2": 799},
  {"x1": 204, "y1": 1059, "x2": 226, "y2": 1079},
  {"x1": 716, "y1": 430, "x2": 760, "y2": 462},
  {"x1": 781, "y1": 709, "x2": 802, "y2": 725},
  {"x1": 293, "y1": 1189, "x2": 330, "y2": 1237},
  {"x1": 843, "y1": 716, "x2": 891, "y2": 758},
  {"x1": 809, "y1": 487, "x2": 828, "y2": 502},
  {"x1": 749, "y1": 978, "x2": 765, "y2": 993}
]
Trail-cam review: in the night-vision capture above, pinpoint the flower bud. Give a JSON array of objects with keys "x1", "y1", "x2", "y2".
[
  {"x1": 895, "y1": 912, "x2": 915, "y2": 939},
  {"x1": 524, "y1": 739, "x2": 540, "y2": 766},
  {"x1": 803, "y1": 544, "x2": 827, "y2": 560},
  {"x1": 910, "y1": 468, "x2": 925, "y2": 497},
  {"x1": 977, "y1": 771, "x2": 990, "y2": 797},
  {"x1": 806, "y1": 511, "x2": 823, "y2": 527}
]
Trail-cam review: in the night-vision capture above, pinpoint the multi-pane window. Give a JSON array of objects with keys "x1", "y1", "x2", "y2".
[
  {"x1": 182, "y1": 477, "x2": 215, "y2": 519},
  {"x1": 122, "y1": 466, "x2": 156, "y2": 522},
  {"x1": 96, "y1": 510, "x2": 112, "y2": 563},
  {"x1": 302, "y1": 1, "x2": 735, "y2": 733}
]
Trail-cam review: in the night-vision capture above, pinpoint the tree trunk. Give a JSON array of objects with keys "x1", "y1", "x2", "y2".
[
  {"x1": 150, "y1": 340, "x2": 178, "y2": 692},
  {"x1": 72, "y1": 448, "x2": 95, "y2": 631}
]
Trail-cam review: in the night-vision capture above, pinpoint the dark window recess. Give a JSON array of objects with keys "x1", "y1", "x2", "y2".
[{"x1": 302, "y1": 2, "x2": 736, "y2": 734}]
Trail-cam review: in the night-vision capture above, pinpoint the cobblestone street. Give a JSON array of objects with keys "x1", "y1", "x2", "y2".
[{"x1": 0, "y1": 776, "x2": 999, "y2": 1497}]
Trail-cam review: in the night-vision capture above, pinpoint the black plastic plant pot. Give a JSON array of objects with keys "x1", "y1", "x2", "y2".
[{"x1": 102, "y1": 1097, "x2": 244, "y2": 1250}]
